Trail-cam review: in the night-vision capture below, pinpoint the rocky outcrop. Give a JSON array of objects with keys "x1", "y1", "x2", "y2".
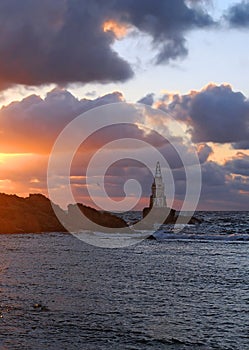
[
  {"x1": 140, "y1": 205, "x2": 202, "y2": 228},
  {"x1": 0, "y1": 193, "x2": 127, "y2": 234},
  {"x1": 175, "y1": 214, "x2": 202, "y2": 225},
  {"x1": 142, "y1": 206, "x2": 176, "y2": 224},
  {"x1": 0, "y1": 193, "x2": 66, "y2": 233},
  {"x1": 66, "y1": 203, "x2": 128, "y2": 231}
]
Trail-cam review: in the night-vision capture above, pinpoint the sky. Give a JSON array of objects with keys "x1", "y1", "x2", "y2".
[{"x1": 1, "y1": 0, "x2": 249, "y2": 211}]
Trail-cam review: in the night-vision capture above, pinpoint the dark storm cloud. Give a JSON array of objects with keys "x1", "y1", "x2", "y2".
[
  {"x1": 189, "y1": 85, "x2": 249, "y2": 144},
  {"x1": 197, "y1": 159, "x2": 249, "y2": 210},
  {"x1": 224, "y1": 1, "x2": 249, "y2": 27},
  {"x1": 197, "y1": 143, "x2": 213, "y2": 163},
  {"x1": 225, "y1": 153, "x2": 249, "y2": 177},
  {"x1": 0, "y1": 0, "x2": 214, "y2": 90},
  {"x1": 112, "y1": 0, "x2": 214, "y2": 63},
  {"x1": 158, "y1": 84, "x2": 249, "y2": 148},
  {"x1": 0, "y1": 0, "x2": 133, "y2": 89},
  {"x1": 137, "y1": 93, "x2": 154, "y2": 106},
  {"x1": 201, "y1": 161, "x2": 226, "y2": 186},
  {"x1": 233, "y1": 140, "x2": 249, "y2": 149}
]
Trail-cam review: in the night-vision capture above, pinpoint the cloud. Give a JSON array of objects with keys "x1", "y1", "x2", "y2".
[
  {"x1": 1, "y1": 86, "x2": 249, "y2": 210},
  {"x1": 137, "y1": 93, "x2": 154, "y2": 106},
  {"x1": 157, "y1": 84, "x2": 249, "y2": 148},
  {"x1": 0, "y1": 0, "x2": 214, "y2": 90},
  {"x1": 85, "y1": 91, "x2": 97, "y2": 98},
  {"x1": 114, "y1": 0, "x2": 214, "y2": 63},
  {"x1": 225, "y1": 152, "x2": 249, "y2": 177},
  {"x1": 233, "y1": 140, "x2": 249, "y2": 149},
  {"x1": 197, "y1": 143, "x2": 213, "y2": 163},
  {"x1": 0, "y1": 88, "x2": 124, "y2": 153},
  {"x1": 0, "y1": 0, "x2": 133, "y2": 89},
  {"x1": 199, "y1": 160, "x2": 249, "y2": 210},
  {"x1": 1, "y1": 88, "x2": 188, "y2": 156},
  {"x1": 201, "y1": 161, "x2": 226, "y2": 186},
  {"x1": 224, "y1": 1, "x2": 249, "y2": 28}
]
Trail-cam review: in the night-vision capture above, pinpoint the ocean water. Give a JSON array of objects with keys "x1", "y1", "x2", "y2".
[{"x1": 0, "y1": 212, "x2": 249, "y2": 349}]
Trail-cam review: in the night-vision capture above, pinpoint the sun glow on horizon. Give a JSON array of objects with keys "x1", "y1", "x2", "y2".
[
  {"x1": 0, "y1": 152, "x2": 34, "y2": 157},
  {"x1": 0, "y1": 152, "x2": 35, "y2": 163}
]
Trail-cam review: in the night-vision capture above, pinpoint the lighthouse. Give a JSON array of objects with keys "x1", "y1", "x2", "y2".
[
  {"x1": 141, "y1": 161, "x2": 176, "y2": 226},
  {"x1": 149, "y1": 161, "x2": 167, "y2": 208}
]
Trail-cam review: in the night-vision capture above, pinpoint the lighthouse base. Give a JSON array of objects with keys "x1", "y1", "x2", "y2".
[{"x1": 141, "y1": 206, "x2": 176, "y2": 227}]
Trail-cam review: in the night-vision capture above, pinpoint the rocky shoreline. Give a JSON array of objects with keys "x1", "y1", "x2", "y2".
[
  {"x1": 0, "y1": 193, "x2": 201, "y2": 234},
  {"x1": 0, "y1": 193, "x2": 127, "y2": 234}
]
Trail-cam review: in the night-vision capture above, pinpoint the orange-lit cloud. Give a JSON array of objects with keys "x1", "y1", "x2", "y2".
[
  {"x1": 0, "y1": 89, "x2": 124, "y2": 154},
  {"x1": 207, "y1": 144, "x2": 249, "y2": 165},
  {"x1": 103, "y1": 19, "x2": 130, "y2": 39}
]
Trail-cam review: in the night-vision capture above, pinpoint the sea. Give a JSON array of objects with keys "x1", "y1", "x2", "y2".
[{"x1": 0, "y1": 211, "x2": 249, "y2": 350}]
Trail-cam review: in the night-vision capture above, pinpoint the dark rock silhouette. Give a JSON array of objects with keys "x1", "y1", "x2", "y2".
[
  {"x1": 146, "y1": 234, "x2": 157, "y2": 240},
  {"x1": 0, "y1": 193, "x2": 127, "y2": 234},
  {"x1": 67, "y1": 203, "x2": 128, "y2": 231},
  {"x1": 142, "y1": 206, "x2": 176, "y2": 224},
  {"x1": 142, "y1": 205, "x2": 202, "y2": 226},
  {"x1": 0, "y1": 193, "x2": 65, "y2": 233}
]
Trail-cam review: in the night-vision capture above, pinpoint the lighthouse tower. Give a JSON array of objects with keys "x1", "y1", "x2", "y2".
[{"x1": 149, "y1": 161, "x2": 167, "y2": 208}]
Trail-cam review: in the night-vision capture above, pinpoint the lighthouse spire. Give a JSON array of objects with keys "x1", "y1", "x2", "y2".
[
  {"x1": 149, "y1": 161, "x2": 167, "y2": 208},
  {"x1": 155, "y1": 161, "x2": 162, "y2": 178}
]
